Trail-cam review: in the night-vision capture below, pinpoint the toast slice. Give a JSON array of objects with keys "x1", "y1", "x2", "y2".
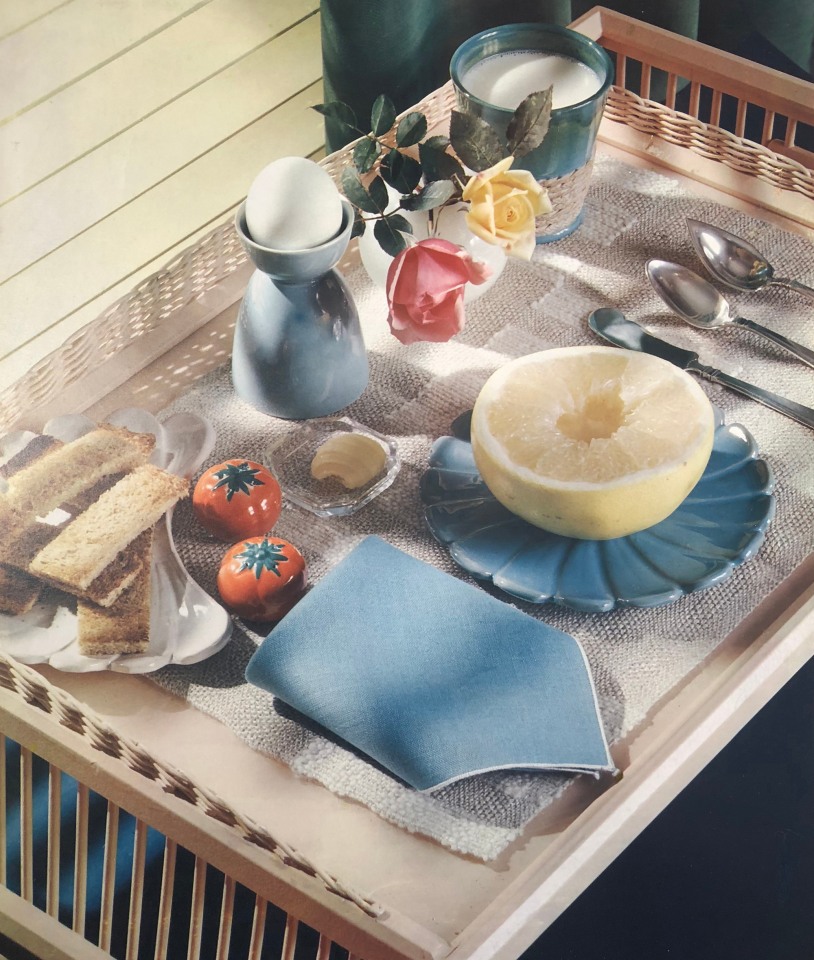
[
  {"x1": 29, "y1": 465, "x2": 188, "y2": 594},
  {"x1": 0, "y1": 564, "x2": 43, "y2": 616},
  {"x1": 0, "y1": 436, "x2": 64, "y2": 614},
  {"x1": 77, "y1": 530, "x2": 153, "y2": 656},
  {"x1": 0, "y1": 431, "x2": 152, "y2": 610},
  {"x1": 0, "y1": 426, "x2": 155, "y2": 557},
  {"x1": 0, "y1": 488, "x2": 147, "y2": 609},
  {"x1": 2, "y1": 425, "x2": 154, "y2": 515}
]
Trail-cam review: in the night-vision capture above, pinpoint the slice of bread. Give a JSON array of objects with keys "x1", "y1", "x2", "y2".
[
  {"x1": 0, "y1": 436, "x2": 63, "y2": 614},
  {"x1": 0, "y1": 425, "x2": 154, "y2": 528},
  {"x1": 0, "y1": 478, "x2": 144, "y2": 608},
  {"x1": 77, "y1": 530, "x2": 153, "y2": 656},
  {"x1": 0, "y1": 434, "x2": 62, "y2": 479},
  {"x1": 0, "y1": 564, "x2": 43, "y2": 615},
  {"x1": 0, "y1": 430, "x2": 138, "y2": 611},
  {"x1": 29, "y1": 465, "x2": 188, "y2": 593},
  {"x1": 82, "y1": 531, "x2": 149, "y2": 607}
]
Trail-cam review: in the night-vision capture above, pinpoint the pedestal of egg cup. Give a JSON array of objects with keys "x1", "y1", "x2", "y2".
[{"x1": 231, "y1": 199, "x2": 369, "y2": 420}]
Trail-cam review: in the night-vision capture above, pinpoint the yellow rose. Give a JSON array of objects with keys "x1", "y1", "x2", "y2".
[{"x1": 462, "y1": 157, "x2": 551, "y2": 261}]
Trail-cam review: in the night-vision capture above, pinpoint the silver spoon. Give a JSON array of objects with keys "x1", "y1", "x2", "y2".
[
  {"x1": 687, "y1": 218, "x2": 814, "y2": 302},
  {"x1": 646, "y1": 259, "x2": 814, "y2": 369}
]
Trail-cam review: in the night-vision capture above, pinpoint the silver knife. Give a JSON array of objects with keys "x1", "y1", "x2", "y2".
[{"x1": 589, "y1": 308, "x2": 814, "y2": 431}]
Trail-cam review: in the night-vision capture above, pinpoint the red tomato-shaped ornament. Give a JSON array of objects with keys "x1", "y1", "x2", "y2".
[
  {"x1": 193, "y1": 459, "x2": 282, "y2": 540},
  {"x1": 217, "y1": 536, "x2": 307, "y2": 622}
]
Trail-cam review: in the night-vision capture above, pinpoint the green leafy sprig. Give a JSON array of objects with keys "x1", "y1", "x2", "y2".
[{"x1": 312, "y1": 89, "x2": 552, "y2": 257}]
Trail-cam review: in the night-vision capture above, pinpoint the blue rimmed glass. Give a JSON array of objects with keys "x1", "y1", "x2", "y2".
[{"x1": 450, "y1": 23, "x2": 614, "y2": 243}]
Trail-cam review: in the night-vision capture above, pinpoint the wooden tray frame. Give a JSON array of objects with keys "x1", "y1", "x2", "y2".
[{"x1": 1, "y1": 9, "x2": 813, "y2": 960}]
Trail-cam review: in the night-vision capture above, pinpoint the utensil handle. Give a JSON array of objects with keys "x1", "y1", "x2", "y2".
[
  {"x1": 772, "y1": 277, "x2": 814, "y2": 303},
  {"x1": 693, "y1": 363, "x2": 814, "y2": 430},
  {"x1": 734, "y1": 316, "x2": 814, "y2": 369}
]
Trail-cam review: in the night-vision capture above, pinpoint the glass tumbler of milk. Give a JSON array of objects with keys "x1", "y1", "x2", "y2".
[{"x1": 450, "y1": 24, "x2": 613, "y2": 243}]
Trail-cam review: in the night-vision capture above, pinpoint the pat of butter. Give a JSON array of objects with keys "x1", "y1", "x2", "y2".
[{"x1": 310, "y1": 433, "x2": 387, "y2": 489}]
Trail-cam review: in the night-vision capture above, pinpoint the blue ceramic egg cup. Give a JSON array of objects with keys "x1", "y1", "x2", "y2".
[{"x1": 231, "y1": 199, "x2": 369, "y2": 420}]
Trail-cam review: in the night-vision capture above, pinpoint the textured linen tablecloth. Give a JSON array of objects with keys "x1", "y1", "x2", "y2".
[{"x1": 156, "y1": 153, "x2": 814, "y2": 860}]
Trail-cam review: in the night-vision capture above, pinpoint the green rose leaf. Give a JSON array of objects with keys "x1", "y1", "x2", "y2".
[
  {"x1": 341, "y1": 168, "x2": 388, "y2": 214},
  {"x1": 380, "y1": 148, "x2": 422, "y2": 194},
  {"x1": 418, "y1": 139, "x2": 466, "y2": 185},
  {"x1": 374, "y1": 216, "x2": 411, "y2": 258},
  {"x1": 312, "y1": 100, "x2": 359, "y2": 140},
  {"x1": 400, "y1": 179, "x2": 456, "y2": 212},
  {"x1": 368, "y1": 173, "x2": 390, "y2": 212},
  {"x1": 395, "y1": 111, "x2": 428, "y2": 148},
  {"x1": 370, "y1": 93, "x2": 397, "y2": 137},
  {"x1": 352, "y1": 137, "x2": 380, "y2": 174},
  {"x1": 386, "y1": 213, "x2": 413, "y2": 235},
  {"x1": 351, "y1": 212, "x2": 366, "y2": 239},
  {"x1": 424, "y1": 134, "x2": 450, "y2": 151},
  {"x1": 449, "y1": 109, "x2": 507, "y2": 171},
  {"x1": 506, "y1": 88, "x2": 553, "y2": 158}
]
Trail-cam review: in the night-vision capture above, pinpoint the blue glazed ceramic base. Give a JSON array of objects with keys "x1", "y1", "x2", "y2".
[
  {"x1": 536, "y1": 208, "x2": 584, "y2": 244},
  {"x1": 420, "y1": 410, "x2": 775, "y2": 614},
  {"x1": 232, "y1": 270, "x2": 368, "y2": 420},
  {"x1": 231, "y1": 200, "x2": 369, "y2": 420}
]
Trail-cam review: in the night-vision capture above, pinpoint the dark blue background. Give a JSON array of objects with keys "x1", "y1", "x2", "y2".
[{"x1": 522, "y1": 652, "x2": 814, "y2": 959}]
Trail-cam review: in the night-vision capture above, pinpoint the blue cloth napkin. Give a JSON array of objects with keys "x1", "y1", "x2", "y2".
[{"x1": 245, "y1": 536, "x2": 614, "y2": 791}]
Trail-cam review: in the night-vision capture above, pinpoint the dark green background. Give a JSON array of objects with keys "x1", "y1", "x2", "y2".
[{"x1": 321, "y1": 0, "x2": 814, "y2": 148}]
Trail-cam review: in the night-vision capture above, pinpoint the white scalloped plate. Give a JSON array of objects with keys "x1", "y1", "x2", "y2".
[{"x1": 0, "y1": 408, "x2": 232, "y2": 673}]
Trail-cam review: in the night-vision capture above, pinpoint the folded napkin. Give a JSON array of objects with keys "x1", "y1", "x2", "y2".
[{"x1": 245, "y1": 536, "x2": 614, "y2": 791}]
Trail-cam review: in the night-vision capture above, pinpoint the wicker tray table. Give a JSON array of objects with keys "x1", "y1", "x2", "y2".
[{"x1": 1, "y1": 8, "x2": 813, "y2": 960}]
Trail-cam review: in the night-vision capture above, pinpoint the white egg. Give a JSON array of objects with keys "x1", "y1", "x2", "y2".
[{"x1": 245, "y1": 157, "x2": 344, "y2": 250}]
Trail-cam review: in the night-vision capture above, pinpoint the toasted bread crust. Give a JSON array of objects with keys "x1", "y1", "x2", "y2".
[
  {"x1": 83, "y1": 529, "x2": 152, "y2": 607},
  {"x1": 30, "y1": 466, "x2": 187, "y2": 592},
  {"x1": 1, "y1": 425, "x2": 154, "y2": 522},
  {"x1": 0, "y1": 435, "x2": 62, "y2": 479},
  {"x1": 77, "y1": 532, "x2": 153, "y2": 656},
  {"x1": 1, "y1": 426, "x2": 183, "y2": 658},
  {"x1": 0, "y1": 466, "x2": 131, "y2": 605},
  {"x1": 0, "y1": 564, "x2": 43, "y2": 615}
]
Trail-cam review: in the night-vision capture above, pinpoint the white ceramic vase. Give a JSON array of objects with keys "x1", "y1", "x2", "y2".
[{"x1": 357, "y1": 196, "x2": 506, "y2": 302}]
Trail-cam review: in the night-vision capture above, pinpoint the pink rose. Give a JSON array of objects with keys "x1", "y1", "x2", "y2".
[{"x1": 385, "y1": 238, "x2": 491, "y2": 344}]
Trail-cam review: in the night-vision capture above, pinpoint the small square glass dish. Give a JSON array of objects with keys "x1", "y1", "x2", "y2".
[{"x1": 263, "y1": 418, "x2": 400, "y2": 518}]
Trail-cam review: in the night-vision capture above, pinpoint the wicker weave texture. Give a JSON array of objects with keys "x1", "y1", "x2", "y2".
[
  {"x1": 605, "y1": 86, "x2": 814, "y2": 200},
  {"x1": 0, "y1": 651, "x2": 384, "y2": 920},
  {"x1": 0, "y1": 220, "x2": 247, "y2": 433}
]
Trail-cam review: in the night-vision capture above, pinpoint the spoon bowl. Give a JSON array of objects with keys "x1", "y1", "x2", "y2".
[
  {"x1": 646, "y1": 259, "x2": 814, "y2": 369},
  {"x1": 646, "y1": 259, "x2": 731, "y2": 329},
  {"x1": 687, "y1": 219, "x2": 814, "y2": 301}
]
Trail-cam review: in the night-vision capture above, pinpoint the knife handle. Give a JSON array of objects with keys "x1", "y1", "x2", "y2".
[{"x1": 693, "y1": 363, "x2": 814, "y2": 430}]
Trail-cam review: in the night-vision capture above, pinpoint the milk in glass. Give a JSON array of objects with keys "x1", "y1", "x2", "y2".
[{"x1": 463, "y1": 50, "x2": 603, "y2": 110}]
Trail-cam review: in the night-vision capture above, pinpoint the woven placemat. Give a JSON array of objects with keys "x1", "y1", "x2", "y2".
[{"x1": 154, "y1": 153, "x2": 814, "y2": 860}]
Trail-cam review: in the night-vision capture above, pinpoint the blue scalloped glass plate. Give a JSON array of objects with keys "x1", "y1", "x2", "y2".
[{"x1": 420, "y1": 411, "x2": 775, "y2": 613}]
